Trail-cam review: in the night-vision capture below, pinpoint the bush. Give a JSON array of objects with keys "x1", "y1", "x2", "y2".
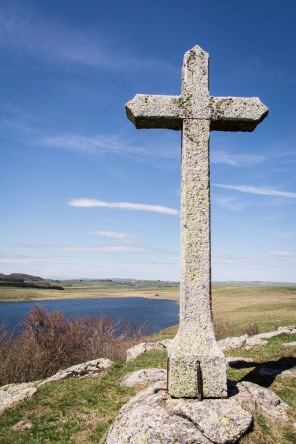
[
  {"x1": 0, "y1": 304, "x2": 147, "y2": 385},
  {"x1": 245, "y1": 322, "x2": 260, "y2": 336}
]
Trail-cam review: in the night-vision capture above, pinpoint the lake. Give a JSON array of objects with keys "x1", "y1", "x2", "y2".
[{"x1": 0, "y1": 298, "x2": 179, "y2": 335}]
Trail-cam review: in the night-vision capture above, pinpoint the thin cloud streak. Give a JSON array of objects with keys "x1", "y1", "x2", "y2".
[
  {"x1": 213, "y1": 184, "x2": 296, "y2": 199},
  {"x1": 37, "y1": 133, "x2": 180, "y2": 159},
  {"x1": 267, "y1": 251, "x2": 296, "y2": 256},
  {"x1": 68, "y1": 199, "x2": 179, "y2": 215},
  {"x1": 0, "y1": 4, "x2": 175, "y2": 73},
  {"x1": 88, "y1": 231, "x2": 137, "y2": 241},
  {"x1": 211, "y1": 150, "x2": 266, "y2": 167}
]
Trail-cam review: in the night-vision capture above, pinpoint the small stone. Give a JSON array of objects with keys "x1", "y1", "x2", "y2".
[
  {"x1": 12, "y1": 420, "x2": 32, "y2": 431},
  {"x1": 120, "y1": 368, "x2": 166, "y2": 387},
  {"x1": 282, "y1": 341, "x2": 296, "y2": 347},
  {"x1": 244, "y1": 337, "x2": 268, "y2": 350},
  {"x1": 126, "y1": 340, "x2": 170, "y2": 362}
]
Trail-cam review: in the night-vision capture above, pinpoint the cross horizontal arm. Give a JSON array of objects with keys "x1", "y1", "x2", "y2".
[
  {"x1": 126, "y1": 94, "x2": 183, "y2": 130},
  {"x1": 210, "y1": 97, "x2": 269, "y2": 132}
]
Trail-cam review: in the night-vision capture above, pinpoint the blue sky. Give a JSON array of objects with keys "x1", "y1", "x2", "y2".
[{"x1": 1, "y1": 0, "x2": 295, "y2": 282}]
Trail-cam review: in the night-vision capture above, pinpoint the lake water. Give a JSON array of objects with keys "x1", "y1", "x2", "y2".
[{"x1": 0, "y1": 298, "x2": 179, "y2": 335}]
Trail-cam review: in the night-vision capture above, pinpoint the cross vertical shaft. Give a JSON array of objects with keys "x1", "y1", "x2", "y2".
[
  {"x1": 168, "y1": 118, "x2": 227, "y2": 398},
  {"x1": 125, "y1": 44, "x2": 268, "y2": 399}
]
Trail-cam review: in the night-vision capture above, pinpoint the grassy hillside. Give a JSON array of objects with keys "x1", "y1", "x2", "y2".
[{"x1": 0, "y1": 333, "x2": 295, "y2": 443}]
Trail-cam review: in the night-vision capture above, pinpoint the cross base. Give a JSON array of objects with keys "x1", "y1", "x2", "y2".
[{"x1": 168, "y1": 329, "x2": 227, "y2": 398}]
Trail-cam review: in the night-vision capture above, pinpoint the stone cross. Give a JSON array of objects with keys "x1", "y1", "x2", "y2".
[{"x1": 126, "y1": 45, "x2": 268, "y2": 399}]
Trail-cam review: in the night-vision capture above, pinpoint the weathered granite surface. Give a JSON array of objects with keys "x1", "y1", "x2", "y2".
[
  {"x1": 106, "y1": 381, "x2": 252, "y2": 444},
  {"x1": 229, "y1": 380, "x2": 291, "y2": 424},
  {"x1": 218, "y1": 335, "x2": 268, "y2": 352},
  {"x1": 126, "y1": 339, "x2": 170, "y2": 362},
  {"x1": 126, "y1": 44, "x2": 268, "y2": 399},
  {"x1": 108, "y1": 370, "x2": 293, "y2": 443},
  {"x1": 0, "y1": 382, "x2": 39, "y2": 415},
  {"x1": 120, "y1": 368, "x2": 166, "y2": 387}
]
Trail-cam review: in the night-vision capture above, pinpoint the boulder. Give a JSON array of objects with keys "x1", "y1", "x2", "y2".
[
  {"x1": 106, "y1": 382, "x2": 252, "y2": 444},
  {"x1": 126, "y1": 340, "x2": 171, "y2": 362},
  {"x1": 0, "y1": 381, "x2": 39, "y2": 414},
  {"x1": 218, "y1": 335, "x2": 267, "y2": 351},
  {"x1": 229, "y1": 380, "x2": 291, "y2": 424},
  {"x1": 38, "y1": 358, "x2": 114, "y2": 386},
  {"x1": 0, "y1": 358, "x2": 114, "y2": 414},
  {"x1": 120, "y1": 368, "x2": 166, "y2": 387}
]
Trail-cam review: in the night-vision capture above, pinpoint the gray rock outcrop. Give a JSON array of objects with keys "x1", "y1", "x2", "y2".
[
  {"x1": 106, "y1": 381, "x2": 252, "y2": 444},
  {"x1": 108, "y1": 370, "x2": 293, "y2": 443},
  {"x1": 126, "y1": 325, "x2": 296, "y2": 361},
  {"x1": 0, "y1": 358, "x2": 114, "y2": 414},
  {"x1": 218, "y1": 335, "x2": 268, "y2": 352},
  {"x1": 126, "y1": 339, "x2": 171, "y2": 362},
  {"x1": 120, "y1": 368, "x2": 166, "y2": 387}
]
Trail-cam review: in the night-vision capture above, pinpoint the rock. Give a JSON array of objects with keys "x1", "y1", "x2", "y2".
[
  {"x1": 126, "y1": 340, "x2": 171, "y2": 362},
  {"x1": 0, "y1": 381, "x2": 39, "y2": 414},
  {"x1": 38, "y1": 358, "x2": 114, "y2": 386},
  {"x1": 244, "y1": 337, "x2": 268, "y2": 350},
  {"x1": 218, "y1": 335, "x2": 267, "y2": 351},
  {"x1": 0, "y1": 358, "x2": 114, "y2": 414},
  {"x1": 218, "y1": 335, "x2": 248, "y2": 351},
  {"x1": 277, "y1": 325, "x2": 296, "y2": 334},
  {"x1": 120, "y1": 368, "x2": 166, "y2": 387},
  {"x1": 256, "y1": 325, "x2": 296, "y2": 339},
  {"x1": 231, "y1": 380, "x2": 291, "y2": 424},
  {"x1": 282, "y1": 341, "x2": 296, "y2": 347},
  {"x1": 106, "y1": 382, "x2": 252, "y2": 444},
  {"x1": 173, "y1": 399, "x2": 252, "y2": 444},
  {"x1": 12, "y1": 420, "x2": 33, "y2": 431}
]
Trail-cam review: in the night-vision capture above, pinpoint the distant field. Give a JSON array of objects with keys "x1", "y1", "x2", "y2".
[
  {"x1": 0, "y1": 279, "x2": 180, "y2": 302},
  {"x1": 0, "y1": 280, "x2": 295, "y2": 335}
]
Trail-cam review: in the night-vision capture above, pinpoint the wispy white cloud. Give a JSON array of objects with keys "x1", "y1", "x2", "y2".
[
  {"x1": 53, "y1": 245, "x2": 148, "y2": 253},
  {"x1": 68, "y1": 198, "x2": 179, "y2": 215},
  {"x1": 211, "y1": 150, "x2": 266, "y2": 167},
  {"x1": 267, "y1": 251, "x2": 296, "y2": 256},
  {"x1": 88, "y1": 231, "x2": 137, "y2": 242},
  {"x1": 39, "y1": 134, "x2": 135, "y2": 155},
  {"x1": 37, "y1": 132, "x2": 180, "y2": 160},
  {"x1": 16, "y1": 243, "x2": 148, "y2": 253},
  {"x1": 213, "y1": 196, "x2": 246, "y2": 211},
  {"x1": 0, "y1": 3, "x2": 175, "y2": 73},
  {"x1": 213, "y1": 184, "x2": 296, "y2": 199}
]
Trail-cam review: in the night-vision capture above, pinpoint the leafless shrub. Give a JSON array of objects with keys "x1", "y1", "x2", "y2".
[
  {"x1": 0, "y1": 304, "x2": 147, "y2": 385},
  {"x1": 245, "y1": 322, "x2": 260, "y2": 336},
  {"x1": 213, "y1": 319, "x2": 234, "y2": 341}
]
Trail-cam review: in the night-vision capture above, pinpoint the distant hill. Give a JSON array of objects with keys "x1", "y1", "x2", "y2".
[
  {"x1": 0, "y1": 273, "x2": 43, "y2": 282},
  {"x1": 0, "y1": 273, "x2": 64, "y2": 290}
]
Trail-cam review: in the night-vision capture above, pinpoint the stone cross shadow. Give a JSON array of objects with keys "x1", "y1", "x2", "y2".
[{"x1": 126, "y1": 45, "x2": 268, "y2": 399}]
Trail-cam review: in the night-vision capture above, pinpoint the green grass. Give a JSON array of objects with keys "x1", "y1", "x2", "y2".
[
  {"x1": 0, "y1": 351, "x2": 166, "y2": 443},
  {"x1": 0, "y1": 335, "x2": 295, "y2": 443}
]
